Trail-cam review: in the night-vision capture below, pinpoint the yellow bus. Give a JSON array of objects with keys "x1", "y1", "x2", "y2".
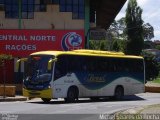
[{"x1": 17, "y1": 49, "x2": 145, "y2": 102}]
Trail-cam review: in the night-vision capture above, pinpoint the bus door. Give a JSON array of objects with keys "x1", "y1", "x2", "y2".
[{"x1": 52, "y1": 56, "x2": 68, "y2": 98}]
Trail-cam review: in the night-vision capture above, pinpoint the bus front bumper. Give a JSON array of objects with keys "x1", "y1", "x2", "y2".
[{"x1": 23, "y1": 88, "x2": 52, "y2": 99}]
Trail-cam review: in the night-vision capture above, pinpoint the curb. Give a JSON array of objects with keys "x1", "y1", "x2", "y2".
[
  {"x1": 0, "y1": 86, "x2": 16, "y2": 97},
  {"x1": 145, "y1": 86, "x2": 160, "y2": 93},
  {"x1": 0, "y1": 97, "x2": 27, "y2": 102}
]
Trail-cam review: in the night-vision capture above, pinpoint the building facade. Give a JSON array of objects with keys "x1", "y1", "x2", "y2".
[
  {"x1": 0, "y1": 0, "x2": 85, "y2": 29},
  {"x1": 0, "y1": 0, "x2": 126, "y2": 90}
]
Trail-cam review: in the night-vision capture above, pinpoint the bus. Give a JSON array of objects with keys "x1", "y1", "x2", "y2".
[{"x1": 16, "y1": 49, "x2": 145, "y2": 102}]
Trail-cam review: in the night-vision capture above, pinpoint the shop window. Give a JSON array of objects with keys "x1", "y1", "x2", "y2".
[
  {"x1": 66, "y1": 0, "x2": 72, "y2": 12},
  {"x1": 5, "y1": 0, "x2": 19, "y2": 18},
  {"x1": 43, "y1": 0, "x2": 53, "y2": 4},
  {"x1": 21, "y1": 0, "x2": 34, "y2": 19},
  {"x1": 5, "y1": 0, "x2": 47, "y2": 19},
  {"x1": 72, "y1": 0, "x2": 84, "y2": 19},
  {"x1": 0, "y1": 0, "x2": 4, "y2": 11},
  {"x1": 59, "y1": 0, "x2": 65, "y2": 12},
  {"x1": 0, "y1": 5, "x2": 4, "y2": 11},
  {"x1": 52, "y1": 0, "x2": 59, "y2": 4},
  {"x1": 35, "y1": 0, "x2": 46, "y2": 12},
  {"x1": 59, "y1": 0, "x2": 84, "y2": 19},
  {"x1": 5, "y1": 0, "x2": 34, "y2": 19},
  {"x1": 0, "y1": 0, "x2": 4, "y2": 4}
]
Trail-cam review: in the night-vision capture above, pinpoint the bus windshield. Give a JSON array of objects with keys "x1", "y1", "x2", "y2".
[{"x1": 24, "y1": 55, "x2": 54, "y2": 90}]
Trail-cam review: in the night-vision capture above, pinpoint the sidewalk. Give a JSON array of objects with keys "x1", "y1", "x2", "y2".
[
  {"x1": 115, "y1": 104, "x2": 160, "y2": 120},
  {"x1": 0, "y1": 95, "x2": 27, "y2": 102},
  {"x1": 145, "y1": 82, "x2": 160, "y2": 93},
  {"x1": 115, "y1": 82, "x2": 160, "y2": 120}
]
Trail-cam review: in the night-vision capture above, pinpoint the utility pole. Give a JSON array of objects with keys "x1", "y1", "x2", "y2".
[
  {"x1": 2, "y1": 60, "x2": 6, "y2": 99},
  {"x1": 18, "y1": 0, "x2": 22, "y2": 29}
]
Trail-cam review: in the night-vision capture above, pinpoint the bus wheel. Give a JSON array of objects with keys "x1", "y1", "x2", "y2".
[
  {"x1": 41, "y1": 98, "x2": 51, "y2": 103},
  {"x1": 114, "y1": 86, "x2": 124, "y2": 100},
  {"x1": 65, "y1": 87, "x2": 78, "y2": 103}
]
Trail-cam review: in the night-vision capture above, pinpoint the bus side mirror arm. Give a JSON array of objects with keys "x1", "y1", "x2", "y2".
[
  {"x1": 48, "y1": 58, "x2": 57, "y2": 70},
  {"x1": 16, "y1": 59, "x2": 21, "y2": 72},
  {"x1": 16, "y1": 58, "x2": 28, "y2": 71}
]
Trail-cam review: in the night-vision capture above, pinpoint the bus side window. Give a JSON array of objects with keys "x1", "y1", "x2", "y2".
[
  {"x1": 110, "y1": 58, "x2": 118, "y2": 72},
  {"x1": 67, "y1": 56, "x2": 74, "y2": 72},
  {"x1": 55, "y1": 55, "x2": 67, "y2": 79},
  {"x1": 67, "y1": 55, "x2": 83, "y2": 73},
  {"x1": 133, "y1": 60, "x2": 144, "y2": 72},
  {"x1": 124, "y1": 60, "x2": 130, "y2": 72},
  {"x1": 82, "y1": 64, "x2": 87, "y2": 71}
]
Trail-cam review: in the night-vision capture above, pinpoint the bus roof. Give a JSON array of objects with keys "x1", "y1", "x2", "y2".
[{"x1": 30, "y1": 49, "x2": 143, "y2": 59}]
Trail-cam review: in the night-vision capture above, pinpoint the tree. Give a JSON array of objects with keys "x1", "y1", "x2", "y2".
[
  {"x1": 108, "y1": 20, "x2": 119, "y2": 37},
  {"x1": 110, "y1": 38, "x2": 125, "y2": 52},
  {"x1": 116, "y1": 18, "x2": 127, "y2": 38},
  {"x1": 144, "y1": 41, "x2": 155, "y2": 49},
  {"x1": 0, "y1": 54, "x2": 12, "y2": 67},
  {"x1": 125, "y1": 0, "x2": 144, "y2": 55},
  {"x1": 143, "y1": 23, "x2": 154, "y2": 41},
  {"x1": 108, "y1": 18, "x2": 126, "y2": 39},
  {"x1": 155, "y1": 45, "x2": 160, "y2": 50},
  {"x1": 111, "y1": 39, "x2": 120, "y2": 51},
  {"x1": 142, "y1": 51, "x2": 159, "y2": 81},
  {"x1": 89, "y1": 40, "x2": 109, "y2": 50}
]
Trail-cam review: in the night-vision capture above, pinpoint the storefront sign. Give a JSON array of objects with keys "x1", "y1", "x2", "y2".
[
  {"x1": 90, "y1": 29, "x2": 107, "y2": 40},
  {"x1": 0, "y1": 30, "x2": 85, "y2": 57}
]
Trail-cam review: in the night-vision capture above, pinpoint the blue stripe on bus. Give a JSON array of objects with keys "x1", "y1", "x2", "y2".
[{"x1": 75, "y1": 72, "x2": 144, "y2": 90}]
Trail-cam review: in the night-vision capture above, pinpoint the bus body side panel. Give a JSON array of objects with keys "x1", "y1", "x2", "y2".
[
  {"x1": 52, "y1": 73, "x2": 99, "y2": 98},
  {"x1": 99, "y1": 77, "x2": 144, "y2": 96},
  {"x1": 52, "y1": 54, "x2": 145, "y2": 99},
  {"x1": 52, "y1": 73, "x2": 80, "y2": 98},
  {"x1": 52, "y1": 72, "x2": 144, "y2": 98}
]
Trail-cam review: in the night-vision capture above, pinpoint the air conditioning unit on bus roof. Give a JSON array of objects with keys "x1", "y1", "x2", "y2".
[{"x1": 73, "y1": 49, "x2": 125, "y2": 56}]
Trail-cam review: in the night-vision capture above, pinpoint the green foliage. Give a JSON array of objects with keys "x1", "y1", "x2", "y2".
[
  {"x1": 142, "y1": 51, "x2": 160, "y2": 81},
  {"x1": 155, "y1": 45, "x2": 160, "y2": 50},
  {"x1": 152, "y1": 78, "x2": 160, "y2": 83},
  {"x1": 89, "y1": 38, "x2": 127, "y2": 53},
  {"x1": 125, "y1": 0, "x2": 144, "y2": 55},
  {"x1": 144, "y1": 41, "x2": 155, "y2": 49},
  {"x1": 89, "y1": 40, "x2": 109, "y2": 51},
  {"x1": 143, "y1": 23, "x2": 154, "y2": 41},
  {"x1": 111, "y1": 40, "x2": 120, "y2": 52},
  {"x1": 0, "y1": 54, "x2": 13, "y2": 67},
  {"x1": 111, "y1": 39, "x2": 126, "y2": 52},
  {"x1": 108, "y1": 18, "x2": 127, "y2": 39}
]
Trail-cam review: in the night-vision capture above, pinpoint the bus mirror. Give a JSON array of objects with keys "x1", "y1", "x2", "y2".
[
  {"x1": 16, "y1": 59, "x2": 21, "y2": 72},
  {"x1": 48, "y1": 58, "x2": 57, "y2": 70},
  {"x1": 16, "y1": 58, "x2": 28, "y2": 71},
  {"x1": 20, "y1": 58, "x2": 28, "y2": 62}
]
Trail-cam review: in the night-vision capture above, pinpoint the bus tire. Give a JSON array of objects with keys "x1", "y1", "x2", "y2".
[
  {"x1": 114, "y1": 86, "x2": 124, "y2": 100},
  {"x1": 65, "y1": 87, "x2": 78, "y2": 103},
  {"x1": 41, "y1": 98, "x2": 51, "y2": 103}
]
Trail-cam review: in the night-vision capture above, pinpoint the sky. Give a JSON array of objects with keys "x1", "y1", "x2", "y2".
[{"x1": 115, "y1": 0, "x2": 160, "y2": 41}]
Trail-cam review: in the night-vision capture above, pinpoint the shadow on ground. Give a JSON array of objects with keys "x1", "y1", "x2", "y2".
[{"x1": 27, "y1": 95, "x2": 145, "y2": 105}]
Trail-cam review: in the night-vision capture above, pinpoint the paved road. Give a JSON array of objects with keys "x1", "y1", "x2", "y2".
[{"x1": 0, "y1": 93, "x2": 160, "y2": 120}]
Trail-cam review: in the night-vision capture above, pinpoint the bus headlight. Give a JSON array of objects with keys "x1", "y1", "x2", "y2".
[
  {"x1": 45, "y1": 84, "x2": 51, "y2": 89},
  {"x1": 48, "y1": 85, "x2": 51, "y2": 89}
]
